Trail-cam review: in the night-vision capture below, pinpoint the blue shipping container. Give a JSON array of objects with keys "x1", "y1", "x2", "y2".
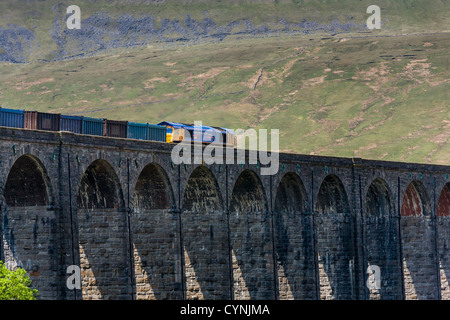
[
  {"x1": 127, "y1": 122, "x2": 148, "y2": 140},
  {"x1": 82, "y1": 117, "x2": 103, "y2": 136},
  {"x1": 60, "y1": 115, "x2": 82, "y2": 134},
  {"x1": 0, "y1": 108, "x2": 24, "y2": 128},
  {"x1": 147, "y1": 124, "x2": 166, "y2": 142}
]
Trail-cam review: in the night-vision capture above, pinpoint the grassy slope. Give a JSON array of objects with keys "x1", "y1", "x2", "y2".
[{"x1": 0, "y1": 0, "x2": 448, "y2": 165}]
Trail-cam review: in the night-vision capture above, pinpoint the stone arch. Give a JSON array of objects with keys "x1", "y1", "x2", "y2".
[
  {"x1": 400, "y1": 180, "x2": 431, "y2": 217},
  {"x1": 315, "y1": 174, "x2": 355, "y2": 300},
  {"x1": 77, "y1": 159, "x2": 124, "y2": 210},
  {"x1": 274, "y1": 172, "x2": 308, "y2": 213},
  {"x1": 437, "y1": 182, "x2": 450, "y2": 300},
  {"x1": 76, "y1": 159, "x2": 129, "y2": 300},
  {"x1": 229, "y1": 169, "x2": 267, "y2": 213},
  {"x1": 4, "y1": 154, "x2": 52, "y2": 207},
  {"x1": 364, "y1": 178, "x2": 402, "y2": 300},
  {"x1": 365, "y1": 178, "x2": 394, "y2": 218},
  {"x1": 131, "y1": 162, "x2": 178, "y2": 300},
  {"x1": 181, "y1": 165, "x2": 229, "y2": 299},
  {"x1": 273, "y1": 172, "x2": 315, "y2": 299},
  {"x1": 400, "y1": 180, "x2": 437, "y2": 300},
  {"x1": 229, "y1": 169, "x2": 273, "y2": 299},
  {"x1": 316, "y1": 174, "x2": 350, "y2": 214},
  {"x1": 2, "y1": 154, "x2": 59, "y2": 299},
  {"x1": 182, "y1": 165, "x2": 223, "y2": 212},
  {"x1": 133, "y1": 162, "x2": 174, "y2": 210},
  {"x1": 437, "y1": 183, "x2": 450, "y2": 217}
]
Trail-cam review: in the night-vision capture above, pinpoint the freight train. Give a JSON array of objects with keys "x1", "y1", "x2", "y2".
[{"x1": 0, "y1": 107, "x2": 235, "y2": 146}]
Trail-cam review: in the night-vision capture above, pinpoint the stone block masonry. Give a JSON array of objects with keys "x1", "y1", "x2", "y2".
[{"x1": 0, "y1": 127, "x2": 448, "y2": 300}]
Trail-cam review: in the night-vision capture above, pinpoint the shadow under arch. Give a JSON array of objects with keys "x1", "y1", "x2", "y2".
[
  {"x1": 437, "y1": 182, "x2": 450, "y2": 217},
  {"x1": 400, "y1": 180, "x2": 437, "y2": 300},
  {"x1": 437, "y1": 183, "x2": 450, "y2": 299},
  {"x1": 4, "y1": 154, "x2": 53, "y2": 207},
  {"x1": 77, "y1": 159, "x2": 124, "y2": 210},
  {"x1": 314, "y1": 174, "x2": 355, "y2": 300},
  {"x1": 131, "y1": 162, "x2": 179, "y2": 300},
  {"x1": 273, "y1": 172, "x2": 315, "y2": 300},
  {"x1": 76, "y1": 159, "x2": 129, "y2": 300},
  {"x1": 364, "y1": 178, "x2": 402, "y2": 300},
  {"x1": 181, "y1": 165, "x2": 230, "y2": 299},
  {"x1": 2, "y1": 154, "x2": 59, "y2": 299},
  {"x1": 133, "y1": 162, "x2": 175, "y2": 210},
  {"x1": 229, "y1": 169, "x2": 273, "y2": 300}
]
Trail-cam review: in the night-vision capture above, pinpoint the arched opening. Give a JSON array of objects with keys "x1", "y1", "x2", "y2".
[
  {"x1": 437, "y1": 182, "x2": 450, "y2": 300},
  {"x1": 437, "y1": 183, "x2": 450, "y2": 217},
  {"x1": 131, "y1": 163, "x2": 178, "y2": 300},
  {"x1": 182, "y1": 166, "x2": 223, "y2": 212},
  {"x1": 77, "y1": 159, "x2": 124, "y2": 210},
  {"x1": 229, "y1": 170, "x2": 267, "y2": 213},
  {"x1": 274, "y1": 172, "x2": 307, "y2": 213},
  {"x1": 315, "y1": 174, "x2": 355, "y2": 300},
  {"x1": 316, "y1": 175, "x2": 350, "y2": 215},
  {"x1": 133, "y1": 163, "x2": 173, "y2": 210},
  {"x1": 400, "y1": 180, "x2": 437, "y2": 300},
  {"x1": 273, "y1": 172, "x2": 315, "y2": 299},
  {"x1": 365, "y1": 178, "x2": 393, "y2": 217},
  {"x1": 229, "y1": 169, "x2": 273, "y2": 299},
  {"x1": 2, "y1": 154, "x2": 58, "y2": 299},
  {"x1": 401, "y1": 181, "x2": 431, "y2": 217},
  {"x1": 364, "y1": 178, "x2": 402, "y2": 300},
  {"x1": 4, "y1": 154, "x2": 50, "y2": 207},
  {"x1": 181, "y1": 166, "x2": 229, "y2": 299},
  {"x1": 76, "y1": 159, "x2": 129, "y2": 300}
]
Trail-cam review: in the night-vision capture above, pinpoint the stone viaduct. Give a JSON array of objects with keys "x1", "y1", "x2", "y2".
[{"x1": 0, "y1": 126, "x2": 449, "y2": 300}]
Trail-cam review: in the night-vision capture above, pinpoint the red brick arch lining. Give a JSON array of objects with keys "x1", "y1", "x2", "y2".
[
  {"x1": 401, "y1": 181, "x2": 431, "y2": 217},
  {"x1": 437, "y1": 183, "x2": 450, "y2": 217}
]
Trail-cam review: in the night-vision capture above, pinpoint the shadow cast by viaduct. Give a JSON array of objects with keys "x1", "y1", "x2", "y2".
[{"x1": 0, "y1": 127, "x2": 449, "y2": 300}]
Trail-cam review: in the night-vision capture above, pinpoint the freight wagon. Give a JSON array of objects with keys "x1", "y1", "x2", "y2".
[
  {"x1": 127, "y1": 122, "x2": 166, "y2": 142},
  {"x1": 0, "y1": 108, "x2": 24, "y2": 128},
  {"x1": 24, "y1": 111, "x2": 60, "y2": 131}
]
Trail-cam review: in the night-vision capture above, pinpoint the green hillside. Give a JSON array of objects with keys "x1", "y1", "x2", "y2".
[{"x1": 0, "y1": 0, "x2": 448, "y2": 164}]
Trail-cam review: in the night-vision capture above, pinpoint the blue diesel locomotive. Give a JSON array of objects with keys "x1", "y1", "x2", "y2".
[{"x1": 158, "y1": 121, "x2": 235, "y2": 147}]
